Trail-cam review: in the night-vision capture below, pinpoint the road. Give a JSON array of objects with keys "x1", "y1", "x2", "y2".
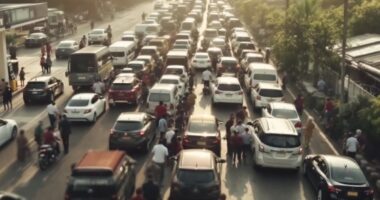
[{"x1": 0, "y1": 0, "x2": 338, "y2": 199}]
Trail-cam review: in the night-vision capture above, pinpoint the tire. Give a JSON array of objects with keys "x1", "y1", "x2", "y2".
[
  {"x1": 91, "y1": 113, "x2": 97, "y2": 123},
  {"x1": 317, "y1": 188, "x2": 326, "y2": 200},
  {"x1": 39, "y1": 159, "x2": 48, "y2": 171},
  {"x1": 302, "y1": 163, "x2": 307, "y2": 176},
  {"x1": 10, "y1": 127, "x2": 17, "y2": 140}
]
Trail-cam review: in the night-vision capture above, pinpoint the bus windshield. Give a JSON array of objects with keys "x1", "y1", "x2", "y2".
[{"x1": 70, "y1": 54, "x2": 97, "y2": 73}]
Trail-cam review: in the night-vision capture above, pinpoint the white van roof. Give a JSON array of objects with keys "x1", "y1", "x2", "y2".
[
  {"x1": 248, "y1": 63, "x2": 276, "y2": 71},
  {"x1": 109, "y1": 41, "x2": 135, "y2": 49},
  {"x1": 259, "y1": 117, "x2": 297, "y2": 135},
  {"x1": 150, "y1": 83, "x2": 177, "y2": 92}
]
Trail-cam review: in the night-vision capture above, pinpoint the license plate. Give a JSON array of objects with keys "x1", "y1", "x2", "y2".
[
  {"x1": 226, "y1": 93, "x2": 233, "y2": 96},
  {"x1": 32, "y1": 91, "x2": 38, "y2": 94},
  {"x1": 347, "y1": 191, "x2": 358, "y2": 197},
  {"x1": 71, "y1": 110, "x2": 80, "y2": 113},
  {"x1": 197, "y1": 141, "x2": 206, "y2": 146},
  {"x1": 78, "y1": 77, "x2": 86, "y2": 80},
  {"x1": 276, "y1": 152, "x2": 286, "y2": 157}
]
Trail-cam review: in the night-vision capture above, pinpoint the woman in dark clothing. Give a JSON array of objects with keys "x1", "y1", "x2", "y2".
[
  {"x1": 19, "y1": 67, "x2": 25, "y2": 87},
  {"x1": 17, "y1": 130, "x2": 30, "y2": 162},
  {"x1": 3, "y1": 86, "x2": 12, "y2": 110}
]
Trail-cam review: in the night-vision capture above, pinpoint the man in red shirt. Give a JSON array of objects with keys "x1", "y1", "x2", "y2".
[
  {"x1": 43, "y1": 126, "x2": 60, "y2": 154},
  {"x1": 324, "y1": 98, "x2": 334, "y2": 121},
  {"x1": 155, "y1": 101, "x2": 167, "y2": 127}
]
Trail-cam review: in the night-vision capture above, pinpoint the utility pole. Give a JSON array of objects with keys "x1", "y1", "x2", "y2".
[{"x1": 340, "y1": 0, "x2": 348, "y2": 103}]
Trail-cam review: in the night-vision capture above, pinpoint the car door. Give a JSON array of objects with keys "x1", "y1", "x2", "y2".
[
  {"x1": 48, "y1": 78, "x2": 57, "y2": 96},
  {"x1": 309, "y1": 158, "x2": 328, "y2": 189},
  {"x1": 0, "y1": 120, "x2": 7, "y2": 145},
  {"x1": 142, "y1": 116, "x2": 153, "y2": 141},
  {"x1": 91, "y1": 95, "x2": 101, "y2": 114}
]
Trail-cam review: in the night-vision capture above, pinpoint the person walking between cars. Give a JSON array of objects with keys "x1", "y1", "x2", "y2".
[
  {"x1": 19, "y1": 67, "x2": 25, "y2": 87},
  {"x1": 186, "y1": 88, "x2": 196, "y2": 114},
  {"x1": 230, "y1": 130, "x2": 243, "y2": 164},
  {"x1": 142, "y1": 175, "x2": 160, "y2": 200},
  {"x1": 236, "y1": 106, "x2": 248, "y2": 122},
  {"x1": 303, "y1": 117, "x2": 315, "y2": 149},
  {"x1": 46, "y1": 42, "x2": 52, "y2": 57},
  {"x1": 294, "y1": 94, "x2": 304, "y2": 116},
  {"x1": 151, "y1": 139, "x2": 168, "y2": 185},
  {"x1": 40, "y1": 55, "x2": 46, "y2": 73},
  {"x1": 17, "y1": 130, "x2": 30, "y2": 162},
  {"x1": 241, "y1": 127, "x2": 252, "y2": 162},
  {"x1": 92, "y1": 79, "x2": 105, "y2": 95},
  {"x1": 345, "y1": 132, "x2": 360, "y2": 159},
  {"x1": 225, "y1": 114, "x2": 234, "y2": 156},
  {"x1": 3, "y1": 86, "x2": 12, "y2": 111},
  {"x1": 59, "y1": 115, "x2": 71, "y2": 154},
  {"x1": 158, "y1": 115, "x2": 168, "y2": 139},
  {"x1": 34, "y1": 121, "x2": 44, "y2": 148},
  {"x1": 155, "y1": 101, "x2": 167, "y2": 125},
  {"x1": 45, "y1": 55, "x2": 52, "y2": 74},
  {"x1": 47, "y1": 101, "x2": 59, "y2": 128}
]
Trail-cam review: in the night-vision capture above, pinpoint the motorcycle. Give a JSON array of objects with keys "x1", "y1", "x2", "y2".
[
  {"x1": 38, "y1": 144, "x2": 59, "y2": 170},
  {"x1": 203, "y1": 81, "x2": 210, "y2": 95}
]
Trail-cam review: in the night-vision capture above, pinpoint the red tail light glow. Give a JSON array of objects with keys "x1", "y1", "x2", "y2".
[
  {"x1": 83, "y1": 109, "x2": 92, "y2": 114},
  {"x1": 139, "y1": 131, "x2": 145, "y2": 136},
  {"x1": 327, "y1": 185, "x2": 341, "y2": 193},
  {"x1": 295, "y1": 122, "x2": 302, "y2": 128},
  {"x1": 364, "y1": 188, "x2": 374, "y2": 196}
]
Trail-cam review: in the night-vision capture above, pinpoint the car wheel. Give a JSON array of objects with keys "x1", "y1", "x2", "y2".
[
  {"x1": 317, "y1": 188, "x2": 326, "y2": 200},
  {"x1": 103, "y1": 102, "x2": 106, "y2": 114},
  {"x1": 92, "y1": 113, "x2": 97, "y2": 123},
  {"x1": 302, "y1": 163, "x2": 307, "y2": 176},
  {"x1": 11, "y1": 127, "x2": 17, "y2": 140}
]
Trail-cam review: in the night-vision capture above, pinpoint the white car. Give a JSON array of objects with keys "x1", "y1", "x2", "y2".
[
  {"x1": 159, "y1": 75, "x2": 187, "y2": 96},
  {"x1": 64, "y1": 93, "x2": 106, "y2": 123},
  {"x1": 120, "y1": 67, "x2": 134, "y2": 74},
  {"x1": 262, "y1": 102, "x2": 302, "y2": 133},
  {"x1": 88, "y1": 29, "x2": 108, "y2": 45},
  {"x1": 0, "y1": 119, "x2": 18, "y2": 146},
  {"x1": 212, "y1": 76, "x2": 243, "y2": 105},
  {"x1": 250, "y1": 83, "x2": 284, "y2": 111},
  {"x1": 163, "y1": 65, "x2": 189, "y2": 83},
  {"x1": 210, "y1": 37, "x2": 225, "y2": 50},
  {"x1": 191, "y1": 52, "x2": 211, "y2": 69},
  {"x1": 121, "y1": 34, "x2": 138, "y2": 43},
  {"x1": 208, "y1": 20, "x2": 223, "y2": 30}
]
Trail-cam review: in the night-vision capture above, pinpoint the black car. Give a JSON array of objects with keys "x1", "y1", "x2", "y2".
[
  {"x1": 109, "y1": 112, "x2": 155, "y2": 152},
  {"x1": 55, "y1": 40, "x2": 79, "y2": 59},
  {"x1": 24, "y1": 33, "x2": 48, "y2": 48},
  {"x1": 182, "y1": 114, "x2": 222, "y2": 156},
  {"x1": 303, "y1": 154, "x2": 374, "y2": 200},
  {"x1": 23, "y1": 76, "x2": 64, "y2": 104},
  {"x1": 169, "y1": 149, "x2": 226, "y2": 200}
]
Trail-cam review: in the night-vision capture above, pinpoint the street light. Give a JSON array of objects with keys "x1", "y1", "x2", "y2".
[{"x1": 340, "y1": 0, "x2": 349, "y2": 103}]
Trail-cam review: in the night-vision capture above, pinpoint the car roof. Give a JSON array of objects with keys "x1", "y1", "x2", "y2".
[
  {"x1": 117, "y1": 112, "x2": 146, "y2": 121},
  {"x1": 207, "y1": 47, "x2": 222, "y2": 52},
  {"x1": 205, "y1": 28, "x2": 218, "y2": 31},
  {"x1": 128, "y1": 60, "x2": 145, "y2": 65},
  {"x1": 71, "y1": 93, "x2": 96, "y2": 100},
  {"x1": 195, "y1": 52, "x2": 209, "y2": 56},
  {"x1": 75, "y1": 150, "x2": 125, "y2": 172},
  {"x1": 29, "y1": 75, "x2": 52, "y2": 83},
  {"x1": 161, "y1": 74, "x2": 181, "y2": 80},
  {"x1": 217, "y1": 76, "x2": 240, "y2": 84},
  {"x1": 246, "y1": 52, "x2": 263, "y2": 58},
  {"x1": 189, "y1": 114, "x2": 215, "y2": 123},
  {"x1": 258, "y1": 83, "x2": 282, "y2": 90},
  {"x1": 136, "y1": 55, "x2": 152, "y2": 59},
  {"x1": 151, "y1": 83, "x2": 177, "y2": 90},
  {"x1": 113, "y1": 76, "x2": 135, "y2": 84},
  {"x1": 221, "y1": 56, "x2": 237, "y2": 61},
  {"x1": 141, "y1": 46, "x2": 158, "y2": 50},
  {"x1": 59, "y1": 40, "x2": 76, "y2": 44},
  {"x1": 179, "y1": 149, "x2": 214, "y2": 170},
  {"x1": 167, "y1": 50, "x2": 188, "y2": 56},
  {"x1": 259, "y1": 117, "x2": 297, "y2": 135},
  {"x1": 91, "y1": 28, "x2": 105, "y2": 32},
  {"x1": 212, "y1": 37, "x2": 224, "y2": 42},
  {"x1": 166, "y1": 65, "x2": 185, "y2": 69},
  {"x1": 322, "y1": 155, "x2": 362, "y2": 172},
  {"x1": 269, "y1": 102, "x2": 297, "y2": 110},
  {"x1": 248, "y1": 63, "x2": 276, "y2": 70},
  {"x1": 30, "y1": 32, "x2": 46, "y2": 36}
]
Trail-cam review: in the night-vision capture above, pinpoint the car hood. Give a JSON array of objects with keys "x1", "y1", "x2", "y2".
[{"x1": 3, "y1": 119, "x2": 17, "y2": 126}]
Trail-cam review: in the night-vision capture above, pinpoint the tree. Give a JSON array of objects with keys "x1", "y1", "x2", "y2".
[{"x1": 350, "y1": 0, "x2": 380, "y2": 35}]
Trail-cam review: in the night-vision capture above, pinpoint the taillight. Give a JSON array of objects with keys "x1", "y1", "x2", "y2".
[
  {"x1": 139, "y1": 131, "x2": 145, "y2": 136},
  {"x1": 293, "y1": 147, "x2": 303, "y2": 155},
  {"x1": 295, "y1": 122, "x2": 302, "y2": 128},
  {"x1": 364, "y1": 188, "x2": 374, "y2": 196},
  {"x1": 256, "y1": 95, "x2": 261, "y2": 100},
  {"x1": 327, "y1": 185, "x2": 342, "y2": 193},
  {"x1": 83, "y1": 109, "x2": 92, "y2": 114},
  {"x1": 215, "y1": 90, "x2": 222, "y2": 94},
  {"x1": 183, "y1": 135, "x2": 189, "y2": 143}
]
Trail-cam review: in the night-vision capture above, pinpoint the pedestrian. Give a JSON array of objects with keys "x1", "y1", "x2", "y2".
[
  {"x1": 186, "y1": 88, "x2": 196, "y2": 114},
  {"x1": 234, "y1": 120, "x2": 245, "y2": 135},
  {"x1": 225, "y1": 114, "x2": 234, "y2": 156},
  {"x1": 17, "y1": 130, "x2": 30, "y2": 162},
  {"x1": 92, "y1": 79, "x2": 105, "y2": 95},
  {"x1": 47, "y1": 101, "x2": 59, "y2": 128},
  {"x1": 303, "y1": 117, "x2": 315, "y2": 149},
  {"x1": 317, "y1": 78, "x2": 326, "y2": 93},
  {"x1": 230, "y1": 130, "x2": 243, "y2": 164},
  {"x1": 294, "y1": 94, "x2": 304, "y2": 116},
  {"x1": 151, "y1": 139, "x2": 168, "y2": 185},
  {"x1": 43, "y1": 126, "x2": 60, "y2": 154},
  {"x1": 34, "y1": 121, "x2": 44, "y2": 148},
  {"x1": 46, "y1": 42, "x2": 52, "y2": 57},
  {"x1": 175, "y1": 108, "x2": 185, "y2": 133},
  {"x1": 41, "y1": 44, "x2": 46, "y2": 56},
  {"x1": 282, "y1": 72, "x2": 288, "y2": 90},
  {"x1": 19, "y1": 67, "x2": 25, "y2": 87},
  {"x1": 141, "y1": 12, "x2": 146, "y2": 21},
  {"x1": 131, "y1": 188, "x2": 144, "y2": 200},
  {"x1": 3, "y1": 86, "x2": 12, "y2": 111},
  {"x1": 45, "y1": 55, "x2": 52, "y2": 74},
  {"x1": 165, "y1": 128, "x2": 175, "y2": 147},
  {"x1": 345, "y1": 132, "x2": 360, "y2": 159},
  {"x1": 323, "y1": 98, "x2": 334, "y2": 122},
  {"x1": 355, "y1": 129, "x2": 367, "y2": 153},
  {"x1": 188, "y1": 68, "x2": 195, "y2": 89},
  {"x1": 154, "y1": 101, "x2": 167, "y2": 125},
  {"x1": 90, "y1": 20, "x2": 94, "y2": 30},
  {"x1": 236, "y1": 106, "x2": 248, "y2": 122},
  {"x1": 142, "y1": 175, "x2": 160, "y2": 200},
  {"x1": 40, "y1": 55, "x2": 46, "y2": 73},
  {"x1": 59, "y1": 115, "x2": 71, "y2": 154},
  {"x1": 0, "y1": 78, "x2": 6, "y2": 96},
  {"x1": 158, "y1": 116, "x2": 168, "y2": 139},
  {"x1": 241, "y1": 127, "x2": 252, "y2": 162},
  {"x1": 170, "y1": 136, "x2": 183, "y2": 156}
]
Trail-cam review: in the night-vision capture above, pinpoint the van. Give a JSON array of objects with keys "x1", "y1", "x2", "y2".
[
  {"x1": 148, "y1": 37, "x2": 169, "y2": 56},
  {"x1": 250, "y1": 118, "x2": 302, "y2": 170},
  {"x1": 109, "y1": 41, "x2": 136, "y2": 70},
  {"x1": 65, "y1": 150, "x2": 136, "y2": 200},
  {"x1": 244, "y1": 63, "x2": 279, "y2": 89},
  {"x1": 180, "y1": 18, "x2": 196, "y2": 32},
  {"x1": 165, "y1": 50, "x2": 189, "y2": 69},
  {"x1": 147, "y1": 83, "x2": 180, "y2": 115}
]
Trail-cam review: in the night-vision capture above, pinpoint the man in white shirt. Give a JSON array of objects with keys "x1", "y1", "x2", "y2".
[
  {"x1": 233, "y1": 120, "x2": 246, "y2": 135},
  {"x1": 202, "y1": 68, "x2": 212, "y2": 88},
  {"x1": 165, "y1": 129, "x2": 175, "y2": 146},
  {"x1": 345, "y1": 132, "x2": 360, "y2": 158},
  {"x1": 158, "y1": 117, "x2": 168, "y2": 138},
  {"x1": 92, "y1": 79, "x2": 105, "y2": 95},
  {"x1": 151, "y1": 139, "x2": 168, "y2": 184},
  {"x1": 46, "y1": 101, "x2": 59, "y2": 128}
]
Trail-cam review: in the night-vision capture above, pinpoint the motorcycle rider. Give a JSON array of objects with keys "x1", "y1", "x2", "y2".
[
  {"x1": 202, "y1": 68, "x2": 212, "y2": 93},
  {"x1": 43, "y1": 126, "x2": 60, "y2": 155}
]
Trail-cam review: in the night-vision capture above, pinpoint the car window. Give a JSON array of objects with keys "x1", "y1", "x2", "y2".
[
  {"x1": 317, "y1": 159, "x2": 328, "y2": 175},
  {"x1": 331, "y1": 166, "x2": 367, "y2": 185},
  {"x1": 272, "y1": 109, "x2": 299, "y2": 119},
  {"x1": 188, "y1": 121, "x2": 216, "y2": 133},
  {"x1": 259, "y1": 134, "x2": 301, "y2": 148},
  {"x1": 160, "y1": 79, "x2": 179, "y2": 85},
  {"x1": 111, "y1": 83, "x2": 133, "y2": 90},
  {"x1": 26, "y1": 82, "x2": 46, "y2": 89},
  {"x1": 259, "y1": 89, "x2": 283, "y2": 98},
  {"x1": 177, "y1": 169, "x2": 215, "y2": 183},
  {"x1": 68, "y1": 99, "x2": 89, "y2": 107},
  {"x1": 111, "y1": 52, "x2": 125, "y2": 57},
  {"x1": 148, "y1": 93, "x2": 171, "y2": 102},
  {"x1": 0, "y1": 120, "x2": 6, "y2": 127},
  {"x1": 114, "y1": 121, "x2": 142, "y2": 132},
  {"x1": 127, "y1": 64, "x2": 143, "y2": 72},
  {"x1": 253, "y1": 74, "x2": 277, "y2": 81},
  {"x1": 91, "y1": 96, "x2": 98, "y2": 104},
  {"x1": 165, "y1": 68, "x2": 183, "y2": 75},
  {"x1": 217, "y1": 84, "x2": 241, "y2": 91},
  {"x1": 68, "y1": 178, "x2": 116, "y2": 198}
]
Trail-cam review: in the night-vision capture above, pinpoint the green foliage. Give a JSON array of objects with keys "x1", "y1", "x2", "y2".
[
  {"x1": 358, "y1": 96, "x2": 380, "y2": 145},
  {"x1": 350, "y1": 0, "x2": 380, "y2": 35}
]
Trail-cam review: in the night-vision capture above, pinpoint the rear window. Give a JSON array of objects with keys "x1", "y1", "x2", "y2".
[
  {"x1": 127, "y1": 64, "x2": 143, "y2": 72},
  {"x1": 253, "y1": 74, "x2": 277, "y2": 81},
  {"x1": 160, "y1": 79, "x2": 179, "y2": 85},
  {"x1": 237, "y1": 37, "x2": 251, "y2": 42},
  {"x1": 149, "y1": 41, "x2": 163, "y2": 47},
  {"x1": 248, "y1": 57, "x2": 263, "y2": 63},
  {"x1": 177, "y1": 169, "x2": 215, "y2": 183},
  {"x1": 68, "y1": 178, "x2": 115, "y2": 198},
  {"x1": 26, "y1": 82, "x2": 46, "y2": 89},
  {"x1": 148, "y1": 93, "x2": 171, "y2": 102},
  {"x1": 165, "y1": 68, "x2": 183, "y2": 75},
  {"x1": 111, "y1": 52, "x2": 125, "y2": 57},
  {"x1": 188, "y1": 121, "x2": 216, "y2": 133},
  {"x1": 259, "y1": 89, "x2": 283, "y2": 98},
  {"x1": 205, "y1": 30, "x2": 218, "y2": 38},
  {"x1": 114, "y1": 121, "x2": 142, "y2": 131},
  {"x1": 140, "y1": 49, "x2": 155, "y2": 55},
  {"x1": 259, "y1": 134, "x2": 301, "y2": 148},
  {"x1": 196, "y1": 54, "x2": 209, "y2": 59},
  {"x1": 272, "y1": 109, "x2": 299, "y2": 119},
  {"x1": 240, "y1": 43, "x2": 254, "y2": 49},
  {"x1": 217, "y1": 84, "x2": 240, "y2": 91},
  {"x1": 166, "y1": 58, "x2": 188, "y2": 66},
  {"x1": 68, "y1": 99, "x2": 89, "y2": 107},
  {"x1": 111, "y1": 83, "x2": 133, "y2": 90},
  {"x1": 331, "y1": 167, "x2": 367, "y2": 185}
]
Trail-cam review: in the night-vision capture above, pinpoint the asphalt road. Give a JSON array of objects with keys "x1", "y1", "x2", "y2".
[{"x1": 0, "y1": 0, "x2": 338, "y2": 199}]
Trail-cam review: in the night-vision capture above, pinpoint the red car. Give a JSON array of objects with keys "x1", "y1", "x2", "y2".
[{"x1": 108, "y1": 76, "x2": 141, "y2": 107}]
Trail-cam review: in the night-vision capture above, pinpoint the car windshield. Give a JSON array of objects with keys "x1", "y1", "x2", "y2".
[
  {"x1": 127, "y1": 64, "x2": 143, "y2": 72},
  {"x1": 68, "y1": 99, "x2": 89, "y2": 107},
  {"x1": 165, "y1": 68, "x2": 183, "y2": 75},
  {"x1": 222, "y1": 61, "x2": 237, "y2": 67},
  {"x1": 331, "y1": 166, "x2": 367, "y2": 185},
  {"x1": 188, "y1": 121, "x2": 216, "y2": 133},
  {"x1": 237, "y1": 37, "x2": 251, "y2": 42},
  {"x1": 177, "y1": 169, "x2": 215, "y2": 183},
  {"x1": 254, "y1": 74, "x2": 277, "y2": 81},
  {"x1": 259, "y1": 134, "x2": 301, "y2": 148},
  {"x1": 272, "y1": 109, "x2": 299, "y2": 119},
  {"x1": 68, "y1": 178, "x2": 115, "y2": 198},
  {"x1": 30, "y1": 34, "x2": 41, "y2": 39},
  {"x1": 58, "y1": 43, "x2": 72, "y2": 48},
  {"x1": 114, "y1": 121, "x2": 142, "y2": 131},
  {"x1": 160, "y1": 79, "x2": 179, "y2": 84},
  {"x1": 148, "y1": 93, "x2": 170, "y2": 102},
  {"x1": 111, "y1": 83, "x2": 133, "y2": 90},
  {"x1": 140, "y1": 49, "x2": 155, "y2": 55},
  {"x1": 259, "y1": 89, "x2": 283, "y2": 98},
  {"x1": 217, "y1": 84, "x2": 240, "y2": 91},
  {"x1": 240, "y1": 44, "x2": 255, "y2": 50},
  {"x1": 111, "y1": 52, "x2": 125, "y2": 57},
  {"x1": 149, "y1": 41, "x2": 163, "y2": 47},
  {"x1": 91, "y1": 30, "x2": 103, "y2": 34},
  {"x1": 122, "y1": 36, "x2": 134, "y2": 41},
  {"x1": 248, "y1": 57, "x2": 263, "y2": 63},
  {"x1": 195, "y1": 54, "x2": 209, "y2": 59},
  {"x1": 205, "y1": 30, "x2": 218, "y2": 38},
  {"x1": 26, "y1": 82, "x2": 46, "y2": 89}
]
